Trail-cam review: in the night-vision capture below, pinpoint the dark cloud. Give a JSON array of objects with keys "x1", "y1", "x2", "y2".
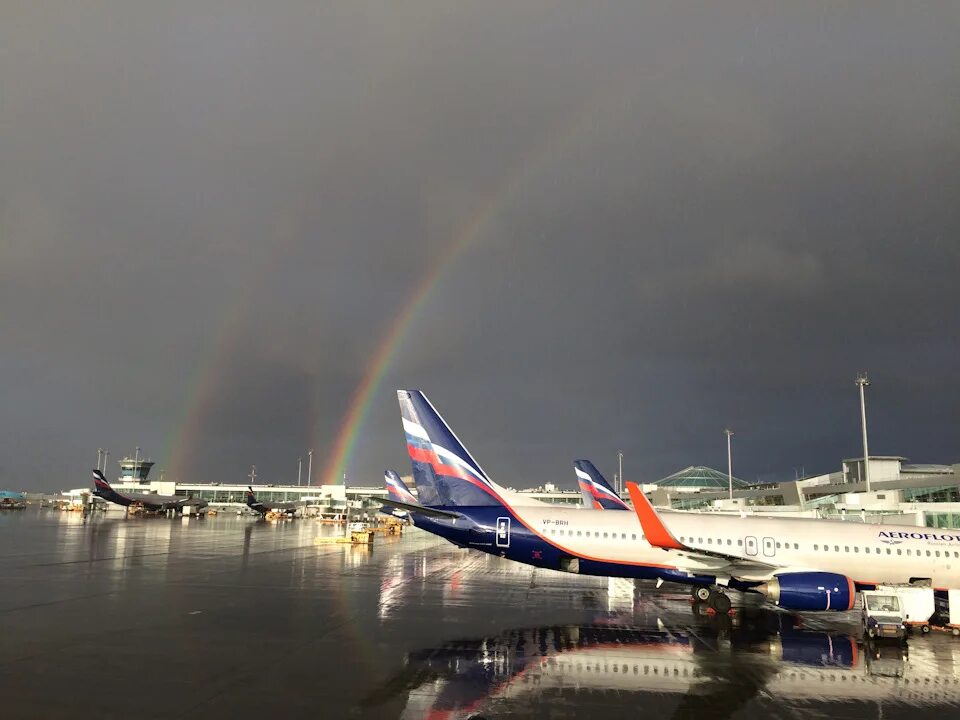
[{"x1": 2, "y1": 2, "x2": 958, "y2": 492}]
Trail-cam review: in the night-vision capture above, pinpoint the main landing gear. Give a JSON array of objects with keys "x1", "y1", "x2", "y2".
[{"x1": 692, "y1": 586, "x2": 731, "y2": 613}]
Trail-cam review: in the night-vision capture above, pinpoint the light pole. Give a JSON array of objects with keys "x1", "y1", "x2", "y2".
[
  {"x1": 298, "y1": 457, "x2": 302, "y2": 486},
  {"x1": 307, "y1": 449, "x2": 313, "y2": 486},
  {"x1": 103, "y1": 450, "x2": 109, "y2": 477},
  {"x1": 856, "y1": 373, "x2": 871, "y2": 492},
  {"x1": 249, "y1": 465, "x2": 257, "y2": 484},
  {"x1": 724, "y1": 429, "x2": 734, "y2": 500},
  {"x1": 134, "y1": 446, "x2": 140, "y2": 482},
  {"x1": 618, "y1": 451, "x2": 623, "y2": 496},
  {"x1": 97, "y1": 448, "x2": 103, "y2": 471}
]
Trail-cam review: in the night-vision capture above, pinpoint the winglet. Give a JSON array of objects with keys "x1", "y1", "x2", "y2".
[{"x1": 625, "y1": 482, "x2": 684, "y2": 550}]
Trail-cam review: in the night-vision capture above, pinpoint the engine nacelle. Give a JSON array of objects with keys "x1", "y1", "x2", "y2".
[{"x1": 757, "y1": 572, "x2": 855, "y2": 611}]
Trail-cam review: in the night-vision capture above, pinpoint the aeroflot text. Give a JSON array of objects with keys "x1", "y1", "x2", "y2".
[{"x1": 878, "y1": 531, "x2": 960, "y2": 542}]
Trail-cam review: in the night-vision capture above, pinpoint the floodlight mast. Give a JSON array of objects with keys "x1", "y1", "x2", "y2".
[
  {"x1": 724, "y1": 429, "x2": 734, "y2": 500},
  {"x1": 856, "y1": 373, "x2": 872, "y2": 492}
]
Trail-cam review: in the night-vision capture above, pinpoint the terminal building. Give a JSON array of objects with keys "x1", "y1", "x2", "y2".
[
  {"x1": 69, "y1": 452, "x2": 960, "y2": 529},
  {"x1": 646, "y1": 456, "x2": 960, "y2": 529}
]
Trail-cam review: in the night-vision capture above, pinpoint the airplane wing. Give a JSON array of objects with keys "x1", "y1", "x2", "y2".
[
  {"x1": 376, "y1": 496, "x2": 461, "y2": 519},
  {"x1": 625, "y1": 483, "x2": 781, "y2": 580}
]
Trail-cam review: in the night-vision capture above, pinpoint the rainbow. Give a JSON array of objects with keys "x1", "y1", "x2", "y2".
[{"x1": 315, "y1": 81, "x2": 635, "y2": 487}]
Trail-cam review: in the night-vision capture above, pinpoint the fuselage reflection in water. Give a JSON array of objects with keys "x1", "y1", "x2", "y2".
[{"x1": 364, "y1": 609, "x2": 960, "y2": 719}]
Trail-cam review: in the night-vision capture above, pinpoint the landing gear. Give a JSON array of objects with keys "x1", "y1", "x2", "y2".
[
  {"x1": 691, "y1": 586, "x2": 731, "y2": 613},
  {"x1": 710, "y1": 591, "x2": 732, "y2": 613}
]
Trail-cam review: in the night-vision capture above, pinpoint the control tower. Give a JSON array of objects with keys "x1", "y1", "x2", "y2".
[{"x1": 118, "y1": 457, "x2": 154, "y2": 484}]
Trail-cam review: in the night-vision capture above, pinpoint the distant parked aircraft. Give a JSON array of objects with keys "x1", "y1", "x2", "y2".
[
  {"x1": 92, "y1": 469, "x2": 206, "y2": 513},
  {"x1": 245, "y1": 487, "x2": 304, "y2": 517}
]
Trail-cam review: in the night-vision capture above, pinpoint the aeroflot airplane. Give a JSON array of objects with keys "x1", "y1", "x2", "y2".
[
  {"x1": 575, "y1": 459, "x2": 629, "y2": 510},
  {"x1": 381, "y1": 390, "x2": 960, "y2": 614}
]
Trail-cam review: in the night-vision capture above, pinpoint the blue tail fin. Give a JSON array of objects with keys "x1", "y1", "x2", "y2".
[
  {"x1": 92, "y1": 469, "x2": 113, "y2": 496},
  {"x1": 574, "y1": 459, "x2": 629, "y2": 510},
  {"x1": 397, "y1": 390, "x2": 507, "y2": 508},
  {"x1": 384, "y1": 470, "x2": 418, "y2": 504},
  {"x1": 246, "y1": 486, "x2": 265, "y2": 511}
]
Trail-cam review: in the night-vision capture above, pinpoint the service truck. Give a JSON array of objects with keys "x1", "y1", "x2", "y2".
[{"x1": 861, "y1": 590, "x2": 906, "y2": 641}]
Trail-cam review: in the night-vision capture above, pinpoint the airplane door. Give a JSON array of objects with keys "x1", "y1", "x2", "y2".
[
  {"x1": 745, "y1": 536, "x2": 758, "y2": 556},
  {"x1": 496, "y1": 517, "x2": 511, "y2": 548},
  {"x1": 763, "y1": 537, "x2": 776, "y2": 557}
]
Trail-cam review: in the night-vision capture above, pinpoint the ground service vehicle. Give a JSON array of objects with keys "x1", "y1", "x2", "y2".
[{"x1": 862, "y1": 591, "x2": 906, "y2": 640}]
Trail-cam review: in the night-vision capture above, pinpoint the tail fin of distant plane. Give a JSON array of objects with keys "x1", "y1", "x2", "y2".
[
  {"x1": 246, "y1": 487, "x2": 266, "y2": 512},
  {"x1": 92, "y1": 469, "x2": 112, "y2": 494},
  {"x1": 397, "y1": 390, "x2": 508, "y2": 508},
  {"x1": 575, "y1": 459, "x2": 630, "y2": 511},
  {"x1": 384, "y1": 470, "x2": 418, "y2": 505}
]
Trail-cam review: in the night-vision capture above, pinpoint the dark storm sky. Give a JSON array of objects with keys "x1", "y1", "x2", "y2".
[{"x1": 2, "y1": 2, "x2": 958, "y2": 493}]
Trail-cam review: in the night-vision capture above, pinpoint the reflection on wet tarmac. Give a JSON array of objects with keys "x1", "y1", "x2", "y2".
[
  {"x1": 366, "y1": 612, "x2": 960, "y2": 718},
  {"x1": 3, "y1": 511, "x2": 960, "y2": 719}
]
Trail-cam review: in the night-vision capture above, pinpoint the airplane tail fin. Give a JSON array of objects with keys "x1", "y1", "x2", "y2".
[
  {"x1": 397, "y1": 390, "x2": 508, "y2": 508},
  {"x1": 384, "y1": 470, "x2": 418, "y2": 505},
  {"x1": 574, "y1": 459, "x2": 630, "y2": 510},
  {"x1": 92, "y1": 469, "x2": 112, "y2": 494}
]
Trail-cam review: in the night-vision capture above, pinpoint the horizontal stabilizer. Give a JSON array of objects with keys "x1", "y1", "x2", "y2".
[{"x1": 376, "y1": 496, "x2": 461, "y2": 519}]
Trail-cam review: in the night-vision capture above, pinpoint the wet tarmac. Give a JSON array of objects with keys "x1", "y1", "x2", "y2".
[{"x1": 2, "y1": 509, "x2": 960, "y2": 719}]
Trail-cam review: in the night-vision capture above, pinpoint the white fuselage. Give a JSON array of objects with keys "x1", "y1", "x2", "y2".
[{"x1": 506, "y1": 504, "x2": 960, "y2": 588}]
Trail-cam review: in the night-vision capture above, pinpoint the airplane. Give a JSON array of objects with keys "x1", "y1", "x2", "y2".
[
  {"x1": 245, "y1": 487, "x2": 305, "y2": 517},
  {"x1": 379, "y1": 390, "x2": 960, "y2": 614},
  {"x1": 382, "y1": 470, "x2": 417, "y2": 519},
  {"x1": 92, "y1": 469, "x2": 207, "y2": 513},
  {"x1": 575, "y1": 459, "x2": 630, "y2": 510}
]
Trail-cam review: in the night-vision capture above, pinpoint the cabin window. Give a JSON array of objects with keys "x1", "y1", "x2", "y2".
[
  {"x1": 794, "y1": 543, "x2": 799, "y2": 550},
  {"x1": 621, "y1": 533, "x2": 627, "y2": 540},
  {"x1": 897, "y1": 549, "x2": 902, "y2": 555},
  {"x1": 835, "y1": 545, "x2": 840, "y2": 552},
  {"x1": 864, "y1": 547, "x2": 869, "y2": 554},
  {"x1": 727, "y1": 539, "x2": 732, "y2": 546},
  {"x1": 906, "y1": 549, "x2": 911, "y2": 556},
  {"x1": 708, "y1": 538, "x2": 713, "y2": 545},
  {"x1": 854, "y1": 547, "x2": 859, "y2": 553},
  {"x1": 632, "y1": 534, "x2": 637, "y2": 541},
  {"x1": 814, "y1": 544, "x2": 819, "y2": 550},
  {"x1": 577, "y1": 531, "x2": 582, "y2": 537},
  {"x1": 603, "y1": 532, "x2": 609, "y2": 539},
  {"x1": 954, "y1": 552, "x2": 959, "y2": 559},
  {"x1": 886, "y1": 548, "x2": 891, "y2": 554},
  {"x1": 844, "y1": 546, "x2": 849, "y2": 553},
  {"x1": 737, "y1": 539, "x2": 743, "y2": 546},
  {"x1": 698, "y1": 537, "x2": 703, "y2": 544},
  {"x1": 936, "y1": 551, "x2": 941, "y2": 558},
  {"x1": 776, "y1": 542, "x2": 781, "y2": 549},
  {"x1": 926, "y1": 550, "x2": 932, "y2": 557}
]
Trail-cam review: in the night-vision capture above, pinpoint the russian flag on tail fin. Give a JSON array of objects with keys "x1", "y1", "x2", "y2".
[
  {"x1": 574, "y1": 459, "x2": 630, "y2": 511},
  {"x1": 92, "y1": 469, "x2": 112, "y2": 493},
  {"x1": 384, "y1": 470, "x2": 418, "y2": 505},
  {"x1": 397, "y1": 390, "x2": 508, "y2": 508}
]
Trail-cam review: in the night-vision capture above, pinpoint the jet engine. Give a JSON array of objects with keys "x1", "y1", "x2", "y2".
[{"x1": 756, "y1": 572, "x2": 855, "y2": 611}]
